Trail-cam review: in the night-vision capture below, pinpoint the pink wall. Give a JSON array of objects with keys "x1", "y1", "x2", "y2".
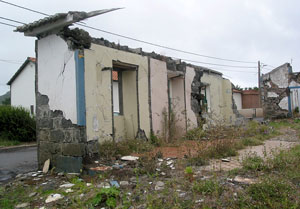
[
  {"x1": 150, "y1": 58, "x2": 169, "y2": 136},
  {"x1": 170, "y1": 76, "x2": 186, "y2": 137}
]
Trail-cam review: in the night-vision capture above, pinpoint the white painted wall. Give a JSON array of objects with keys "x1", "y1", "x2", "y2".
[
  {"x1": 10, "y1": 62, "x2": 36, "y2": 114},
  {"x1": 38, "y1": 35, "x2": 77, "y2": 123},
  {"x1": 233, "y1": 92, "x2": 242, "y2": 110}
]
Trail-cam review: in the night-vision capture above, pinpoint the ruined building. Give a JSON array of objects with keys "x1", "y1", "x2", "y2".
[
  {"x1": 262, "y1": 63, "x2": 300, "y2": 119},
  {"x1": 16, "y1": 10, "x2": 241, "y2": 172}
]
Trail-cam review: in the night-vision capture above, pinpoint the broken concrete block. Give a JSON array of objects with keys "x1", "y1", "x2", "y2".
[
  {"x1": 59, "y1": 183, "x2": 74, "y2": 188},
  {"x1": 221, "y1": 158, "x2": 230, "y2": 162},
  {"x1": 15, "y1": 203, "x2": 29, "y2": 208},
  {"x1": 121, "y1": 156, "x2": 139, "y2": 161},
  {"x1": 42, "y1": 159, "x2": 50, "y2": 173},
  {"x1": 45, "y1": 194, "x2": 63, "y2": 203}
]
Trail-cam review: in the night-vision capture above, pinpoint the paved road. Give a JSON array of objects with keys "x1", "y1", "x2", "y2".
[{"x1": 0, "y1": 146, "x2": 37, "y2": 183}]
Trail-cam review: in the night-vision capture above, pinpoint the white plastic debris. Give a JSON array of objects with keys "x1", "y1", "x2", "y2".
[
  {"x1": 59, "y1": 183, "x2": 74, "y2": 188},
  {"x1": 121, "y1": 156, "x2": 139, "y2": 161},
  {"x1": 45, "y1": 194, "x2": 63, "y2": 203}
]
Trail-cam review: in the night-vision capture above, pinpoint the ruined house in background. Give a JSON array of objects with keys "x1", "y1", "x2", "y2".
[
  {"x1": 262, "y1": 63, "x2": 300, "y2": 119},
  {"x1": 16, "y1": 10, "x2": 241, "y2": 172}
]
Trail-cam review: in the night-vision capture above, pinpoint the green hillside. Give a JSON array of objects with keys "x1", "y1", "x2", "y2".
[{"x1": 0, "y1": 91, "x2": 10, "y2": 105}]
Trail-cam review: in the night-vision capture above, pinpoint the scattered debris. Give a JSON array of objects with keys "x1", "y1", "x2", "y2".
[
  {"x1": 45, "y1": 194, "x2": 63, "y2": 203},
  {"x1": 28, "y1": 192, "x2": 37, "y2": 198},
  {"x1": 233, "y1": 176, "x2": 257, "y2": 184},
  {"x1": 110, "y1": 180, "x2": 120, "y2": 188},
  {"x1": 120, "y1": 181, "x2": 129, "y2": 186},
  {"x1": 195, "y1": 199, "x2": 204, "y2": 204},
  {"x1": 86, "y1": 183, "x2": 92, "y2": 187},
  {"x1": 15, "y1": 203, "x2": 29, "y2": 208},
  {"x1": 90, "y1": 166, "x2": 111, "y2": 171},
  {"x1": 121, "y1": 156, "x2": 139, "y2": 161},
  {"x1": 65, "y1": 189, "x2": 73, "y2": 193},
  {"x1": 221, "y1": 158, "x2": 230, "y2": 162},
  {"x1": 59, "y1": 183, "x2": 74, "y2": 188},
  {"x1": 155, "y1": 181, "x2": 165, "y2": 191},
  {"x1": 43, "y1": 159, "x2": 50, "y2": 174}
]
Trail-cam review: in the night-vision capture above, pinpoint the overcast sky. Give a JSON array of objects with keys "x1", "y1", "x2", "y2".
[{"x1": 1, "y1": 0, "x2": 299, "y2": 95}]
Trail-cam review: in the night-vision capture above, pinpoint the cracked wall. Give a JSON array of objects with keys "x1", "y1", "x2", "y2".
[
  {"x1": 262, "y1": 63, "x2": 291, "y2": 118},
  {"x1": 84, "y1": 44, "x2": 150, "y2": 142}
]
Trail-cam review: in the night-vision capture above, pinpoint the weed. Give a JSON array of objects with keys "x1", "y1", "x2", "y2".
[
  {"x1": 193, "y1": 179, "x2": 223, "y2": 196},
  {"x1": 246, "y1": 178, "x2": 295, "y2": 208},
  {"x1": 242, "y1": 154, "x2": 266, "y2": 172},
  {"x1": 90, "y1": 187, "x2": 120, "y2": 208},
  {"x1": 98, "y1": 138, "x2": 153, "y2": 160},
  {"x1": 184, "y1": 166, "x2": 193, "y2": 174}
]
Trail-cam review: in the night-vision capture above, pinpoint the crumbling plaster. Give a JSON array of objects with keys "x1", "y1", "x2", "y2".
[
  {"x1": 84, "y1": 44, "x2": 150, "y2": 142},
  {"x1": 150, "y1": 58, "x2": 169, "y2": 135},
  {"x1": 185, "y1": 66, "x2": 198, "y2": 129},
  {"x1": 38, "y1": 34, "x2": 77, "y2": 123},
  {"x1": 201, "y1": 73, "x2": 235, "y2": 125}
]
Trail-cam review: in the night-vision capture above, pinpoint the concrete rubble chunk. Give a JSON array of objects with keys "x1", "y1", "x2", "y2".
[
  {"x1": 43, "y1": 159, "x2": 50, "y2": 173},
  {"x1": 155, "y1": 181, "x2": 165, "y2": 191},
  {"x1": 65, "y1": 188, "x2": 73, "y2": 193},
  {"x1": 221, "y1": 158, "x2": 230, "y2": 162},
  {"x1": 86, "y1": 183, "x2": 92, "y2": 186},
  {"x1": 120, "y1": 181, "x2": 129, "y2": 186},
  {"x1": 195, "y1": 199, "x2": 204, "y2": 204},
  {"x1": 45, "y1": 194, "x2": 63, "y2": 203},
  {"x1": 15, "y1": 203, "x2": 29, "y2": 208},
  {"x1": 121, "y1": 156, "x2": 139, "y2": 161},
  {"x1": 59, "y1": 183, "x2": 75, "y2": 188},
  {"x1": 29, "y1": 192, "x2": 37, "y2": 197},
  {"x1": 233, "y1": 176, "x2": 257, "y2": 184}
]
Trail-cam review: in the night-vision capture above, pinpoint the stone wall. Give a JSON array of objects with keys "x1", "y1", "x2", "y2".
[{"x1": 36, "y1": 93, "x2": 97, "y2": 173}]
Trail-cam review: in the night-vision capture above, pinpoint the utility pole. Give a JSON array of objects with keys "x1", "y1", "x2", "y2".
[{"x1": 258, "y1": 60, "x2": 261, "y2": 107}]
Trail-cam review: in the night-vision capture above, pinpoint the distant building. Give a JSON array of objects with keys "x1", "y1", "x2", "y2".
[{"x1": 7, "y1": 57, "x2": 36, "y2": 114}]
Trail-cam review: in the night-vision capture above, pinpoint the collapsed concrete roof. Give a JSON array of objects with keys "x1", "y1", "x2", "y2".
[{"x1": 15, "y1": 9, "x2": 122, "y2": 37}]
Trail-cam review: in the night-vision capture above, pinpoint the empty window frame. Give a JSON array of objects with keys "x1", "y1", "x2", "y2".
[{"x1": 112, "y1": 70, "x2": 123, "y2": 115}]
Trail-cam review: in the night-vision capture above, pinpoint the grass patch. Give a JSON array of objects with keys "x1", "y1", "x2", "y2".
[
  {"x1": 98, "y1": 138, "x2": 153, "y2": 160},
  {"x1": 242, "y1": 154, "x2": 266, "y2": 172},
  {"x1": 0, "y1": 138, "x2": 20, "y2": 147},
  {"x1": 193, "y1": 178, "x2": 223, "y2": 196}
]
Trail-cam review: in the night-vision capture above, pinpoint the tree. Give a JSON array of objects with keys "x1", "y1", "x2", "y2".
[{"x1": 2, "y1": 97, "x2": 10, "y2": 105}]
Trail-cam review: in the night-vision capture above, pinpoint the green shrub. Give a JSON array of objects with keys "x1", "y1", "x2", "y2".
[{"x1": 0, "y1": 106, "x2": 36, "y2": 142}]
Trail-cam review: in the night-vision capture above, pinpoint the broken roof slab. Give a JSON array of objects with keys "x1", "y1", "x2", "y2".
[{"x1": 15, "y1": 9, "x2": 122, "y2": 37}]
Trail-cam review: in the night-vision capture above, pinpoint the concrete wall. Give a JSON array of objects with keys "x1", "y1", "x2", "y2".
[
  {"x1": 201, "y1": 73, "x2": 236, "y2": 125},
  {"x1": 150, "y1": 58, "x2": 169, "y2": 136},
  {"x1": 170, "y1": 76, "x2": 186, "y2": 136},
  {"x1": 84, "y1": 44, "x2": 150, "y2": 142},
  {"x1": 10, "y1": 62, "x2": 36, "y2": 114},
  {"x1": 36, "y1": 35, "x2": 87, "y2": 172},
  {"x1": 185, "y1": 66, "x2": 198, "y2": 129},
  {"x1": 38, "y1": 34, "x2": 77, "y2": 123},
  {"x1": 233, "y1": 92, "x2": 242, "y2": 110}
]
